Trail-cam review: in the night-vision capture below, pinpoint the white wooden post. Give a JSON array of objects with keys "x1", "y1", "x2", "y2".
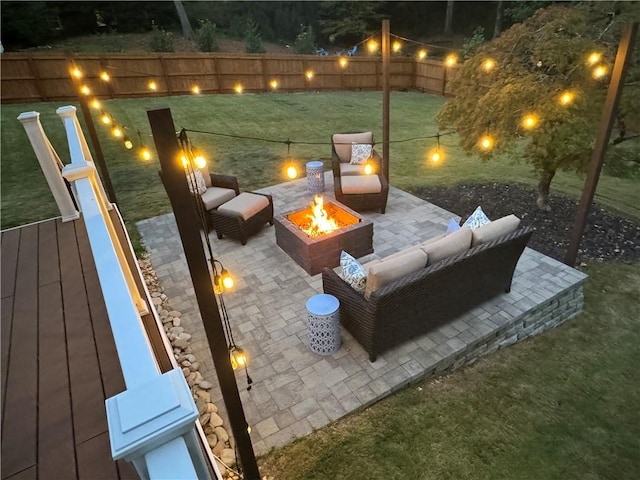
[
  {"x1": 57, "y1": 106, "x2": 149, "y2": 316},
  {"x1": 17, "y1": 111, "x2": 79, "y2": 222}
]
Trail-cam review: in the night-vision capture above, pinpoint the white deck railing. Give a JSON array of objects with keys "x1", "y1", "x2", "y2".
[{"x1": 21, "y1": 105, "x2": 218, "y2": 480}]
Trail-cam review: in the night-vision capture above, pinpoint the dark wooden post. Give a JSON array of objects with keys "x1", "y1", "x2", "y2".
[
  {"x1": 147, "y1": 107, "x2": 260, "y2": 480},
  {"x1": 382, "y1": 18, "x2": 391, "y2": 183},
  {"x1": 565, "y1": 22, "x2": 638, "y2": 266}
]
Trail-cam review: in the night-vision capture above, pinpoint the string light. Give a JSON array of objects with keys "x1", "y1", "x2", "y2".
[
  {"x1": 139, "y1": 146, "x2": 152, "y2": 161},
  {"x1": 70, "y1": 66, "x2": 83, "y2": 79},
  {"x1": 367, "y1": 39, "x2": 379, "y2": 54},
  {"x1": 191, "y1": 84, "x2": 200, "y2": 94},
  {"x1": 339, "y1": 56, "x2": 348, "y2": 68},
  {"x1": 445, "y1": 54, "x2": 458, "y2": 67},
  {"x1": 586, "y1": 51, "x2": 602, "y2": 66},
  {"x1": 229, "y1": 346, "x2": 247, "y2": 371},
  {"x1": 90, "y1": 98, "x2": 101, "y2": 109},
  {"x1": 270, "y1": 79, "x2": 279, "y2": 90},
  {"x1": 234, "y1": 83, "x2": 243, "y2": 94},
  {"x1": 148, "y1": 80, "x2": 158, "y2": 91},
  {"x1": 111, "y1": 125, "x2": 123, "y2": 138},
  {"x1": 100, "y1": 71, "x2": 110, "y2": 82},
  {"x1": 80, "y1": 85, "x2": 91, "y2": 96},
  {"x1": 123, "y1": 135, "x2": 133, "y2": 150},
  {"x1": 392, "y1": 40, "x2": 402, "y2": 53},
  {"x1": 417, "y1": 49, "x2": 427, "y2": 60},
  {"x1": 592, "y1": 65, "x2": 608, "y2": 79},
  {"x1": 558, "y1": 90, "x2": 575, "y2": 106},
  {"x1": 428, "y1": 134, "x2": 444, "y2": 163},
  {"x1": 364, "y1": 162, "x2": 374, "y2": 175},
  {"x1": 100, "y1": 112, "x2": 112, "y2": 125},
  {"x1": 482, "y1": 58, "x2": 496, "y2": 72},
  {"x1": 305, "y1": 70, "x2": 314, "y2": 80},
  {"x1": 193, "y1": 151, "x2": 207, "y2": 168},
  {"x1": 521, "y1": 113, "x2": 539, "y2": 130},
  {"x1": 478, "y1": 135, "x2": 495, "y2": 151}
]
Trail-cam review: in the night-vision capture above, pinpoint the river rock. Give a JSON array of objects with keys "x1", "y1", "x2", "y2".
[
  {"x1": 214, "y1": 426, "x2": 229, "y2": 443},
  {"x1": 209, "y1": 413, "x2": 223, "y2": 428},
  {"x1": 206, "y1": 433, "x2": 218, "y2": 448},
  {"x1": 199, "y1": 380, "x2": 213, "y2": 390},
  {"x1": 206, "y1": 402, "x2": 217, "y2": 413},
  {"x1": 220, "y1": 448, "x2": 235, "y2": 466}
]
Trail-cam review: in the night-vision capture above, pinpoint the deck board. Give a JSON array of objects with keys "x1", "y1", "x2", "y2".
[
  {"x1": 1, "y1": 224, "x2": 39, "y2": 478},
  {"x1": 1, "y1": 217, "x2": 135, "y2": 479}
]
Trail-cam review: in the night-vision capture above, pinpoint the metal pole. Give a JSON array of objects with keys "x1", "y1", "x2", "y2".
[
  {"x1": 382, "y1": 18, "x2": 390, "y2": 183},
  {"x1": 147, "y1": 107, "x2": 260, "y2": 480},
  {"x1": 564, "y1": 22, "x2": 638, "y2": 266}
]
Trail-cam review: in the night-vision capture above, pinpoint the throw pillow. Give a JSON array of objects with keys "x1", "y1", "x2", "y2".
[
  {"x1": 340, "y1": 251, "x2": 367, "y2": 293},
  {"x1": 445, "y1": 217, "x2": 461, "y2": 235},
  {"x1": 350, "y1": 143, "x2": 372, "y2": 165},
  {"x1": 462, "y1": 206, "x2": 491, "y2": 230},
  {"x1": 186, "y1": 169, "x2": 207, "y2": 195}
]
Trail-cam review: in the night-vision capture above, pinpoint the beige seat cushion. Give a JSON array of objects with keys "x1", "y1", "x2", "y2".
[
  {"x1": 421, "y1": 227, "x2": 472, "y2": 266},
  {"x1": 471, "y1": 215, "x2": 521, "y2": 246},
  {"x1": 217, "y1": 192, "x2": 269, "y2": 220},
  {"x1": 201, "y1": 187, "x2": 237, "y2": 210},
  {"x1": 339, "y1": 163, "x2": 367, "y2": 176},
  {"x1": 333, "y1": 132, "x2": 373, "y2": 162},
  {"x1": 341, "y1": 175, "x2": 382, "y2": 194},
  {"x1": 365, "y1": 248, "x2": 428, "y2": 297}
]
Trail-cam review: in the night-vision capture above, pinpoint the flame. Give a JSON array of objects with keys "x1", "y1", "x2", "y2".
[{"x1": 302, "y1": 195, "x2": 339, "y2": 237}]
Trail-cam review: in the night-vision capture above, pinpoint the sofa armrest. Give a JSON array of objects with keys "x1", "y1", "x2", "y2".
[{"x1": 210, "y1": 174, "x2": 240, "y2": 195}]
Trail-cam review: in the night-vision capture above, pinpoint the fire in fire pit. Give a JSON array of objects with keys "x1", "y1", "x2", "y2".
[{"x1": 274, "y1": 198, "x2": 374, "y2": 275}]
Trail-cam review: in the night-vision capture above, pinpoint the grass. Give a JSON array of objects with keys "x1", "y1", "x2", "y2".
[
  {"x1": 259, "y1": 261, "x2": 640, "y2": 479},
  {"x1": 2, "y1": 92, "x2": 639, "y2": 238}
]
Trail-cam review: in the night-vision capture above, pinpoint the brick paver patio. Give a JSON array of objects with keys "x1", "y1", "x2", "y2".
[{"x1": 138, "y1": 172, "x2": 587, "y2": 455}]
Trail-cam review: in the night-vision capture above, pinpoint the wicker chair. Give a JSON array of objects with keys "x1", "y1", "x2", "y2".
[
  {"x1": 331, "y1": 132, "x2": 389, "y2": 214},
  {"x1": 195, "y1": 169, "x2": 240, "y2": 231}
]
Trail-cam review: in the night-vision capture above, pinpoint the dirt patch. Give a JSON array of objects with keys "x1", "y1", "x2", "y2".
[{"x1": 412, "y1": 183, "x2": 640, "y2": 265}]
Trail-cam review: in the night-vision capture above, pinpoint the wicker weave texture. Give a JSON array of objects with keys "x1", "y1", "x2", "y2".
[
  {"x1": 322, "y1": 227, "x2": 534, "y2": 361},
  {"x1": 210, "y1": 192, "x2": 274, "y2": 245}
]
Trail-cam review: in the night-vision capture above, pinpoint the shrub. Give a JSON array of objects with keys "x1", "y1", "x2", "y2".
[
  {"x1": 461, "y1": 26, "x2": 485, "y2": 59},
  {"x1": 294, "y1": 24, "x2": 316, "y2": 54},
  {"x1": 195, "y1": 19, "x2": 219, "y2": 52},
  {"x1": 149, "y1": 24, "x2": 174, "y2": 52},
  {"x1": 244, "y1": 19, "x2": 265, "y2": 53}
]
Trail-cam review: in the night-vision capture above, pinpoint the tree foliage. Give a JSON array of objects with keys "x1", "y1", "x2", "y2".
[
  {"x1": 319, "y1": 1, "x2": 382, "y2": 44},
  {"x1": 194, "y1": 20, "x2": 218, "y2": 52},
  {"x1": 244, "y1": 19, "x2": 265, "y2": 54},
  {"x1": 294, "y1": 24, "x2": 316, "y2": 55},
  {"x1": 437, "y1": 3, "x2": 640, "y2": 208}
]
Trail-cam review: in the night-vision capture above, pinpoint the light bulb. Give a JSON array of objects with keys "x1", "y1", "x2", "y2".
[
  {"x1": 478, "y1": 135, "x2": 494, "y2": 151},
  {"x1": 111, "y1": 125, "x2": 123, "y2": 138},
  {"x1": 148, "y1": 80, "x2": 158, "y2": 91},
  {"x1": 367, "y1": 39, "x2": 378, "y2": 54},
  {"x1": 592, "y1": 65, "x2": 607, "y2": 80},
  {"x1": 482, "y1": 58, "x2": 495, "y2": 72},
  {"x1": 100, "y1": 71, "x2": 110, "y2": 82},
  {"x1": 286, "y1": 165, "x2": 298, "y2": 179},
  {"x1": 191, "y1": 85, "x2": 200, "y2": 94},
  {"x1": 521, "y1": 114, "x2": 539, "y2": 130},
  {"x1": 364, "y1": 163, "x2": 374, "y2": 175},
  {"x1": 221, "y1": 270, "x2": 234, "y2": 290},
  {"x1": 71, "y1": 67, "x2": 83, "y2": 79},
  {"x1": 417, "y1": 49, "x2": 427, "y2": 60},
  {"x1": 429, "y1": 147, "x2": 444, "y2": 163},
  {"x1": 392, "y1": 41, "x2": 401, "y2": 53},
  {"x1": 194, "y1": 155, "x2": 206, "y2": 169},
  {"x1": 180, "y1": 155, "x2": 189, "y2": 168},
  {"x1": 90, "y1": 99, "x2": 101, "y2": 109},
  {"x1": 339, "y1": 57, "x2": 348, "y2": 68},
  {"x1": 100, "y1": 112, "x2": 111, "y2": 125},
  {"x1": 124, "y1": 137, "x2": 133, "y2": 150},
  {"x1": 305, "y1": 70, "x2": 314, "y2": 80},
  {"x1": 558, "y1": 90, "x2": 575, "y2": 106},
  {"x1": 80, "y1": 85, "x2": 91, "y2": 96},
  {"x1": 139, "y1": 147, "x2": 152, "y2": 161},
  {"x1": 445, "y1": 54, "x2": 458, "y2": 67},
  {"x1": 270, "y1": 79, "x2": 279, "y2": 89},
  {"x1": 234, "y1": 84, "x2": 243, "y2": 94},
  {"x1": 587, "y1": 52, "x2": 602, "y2": 66}
]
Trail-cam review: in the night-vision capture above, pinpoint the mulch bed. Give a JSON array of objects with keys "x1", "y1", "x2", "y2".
[{"x1": 412, "y1": 183, "x2": 640, "y2": 265}]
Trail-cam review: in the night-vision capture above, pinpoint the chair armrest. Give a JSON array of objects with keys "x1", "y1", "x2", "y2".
[
  {"x1": 210, "y1": 174, "x2": 240, "y2": 195},
  {"x1": 331, "y1": 142, "x2": 342, "y2": 179}
]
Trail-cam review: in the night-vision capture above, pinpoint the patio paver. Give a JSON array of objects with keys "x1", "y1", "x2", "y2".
[{"x1": 138, "y1": 172, "x2": 587, "y2": 456}]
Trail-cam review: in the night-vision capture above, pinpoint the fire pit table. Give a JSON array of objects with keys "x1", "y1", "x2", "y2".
[{"x1": 274, "y1": 196, "x2": 374, "y2": 275}]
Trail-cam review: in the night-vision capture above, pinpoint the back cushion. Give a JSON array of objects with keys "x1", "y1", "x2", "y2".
[
  {"x1": 332, "y1": 132, "x2": 373, "y2": 163},
  {"x1": 365, "y1": 248, "x2": 428, "y2": 298},
  {"x1": 421, "y1": 227, "x2": 472, "y2": 266},
  {"x1": 471, "y1": 215, "x2": 521, "y2": 246},
  {"x1": 198, "y1": 166, "x2": 212, "y2": 188}
]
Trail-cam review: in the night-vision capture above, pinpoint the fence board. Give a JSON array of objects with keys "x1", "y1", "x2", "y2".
[{"x1": 1, "y1": 52, "x2": 452, "y2": 103}]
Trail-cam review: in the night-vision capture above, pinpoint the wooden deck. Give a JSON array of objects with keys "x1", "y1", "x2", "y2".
[{"x1": 1, "y1": 217, "x2": 137, "y2": 480}]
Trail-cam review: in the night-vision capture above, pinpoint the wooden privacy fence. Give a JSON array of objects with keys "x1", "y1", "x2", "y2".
[{"x1": 1, "y1": 52, "x2": 458, "y2": 103}]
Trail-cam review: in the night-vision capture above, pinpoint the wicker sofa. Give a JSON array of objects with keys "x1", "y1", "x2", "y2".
[{"x1": 322, "y1": 224, "x2": 534, "y2": 361}]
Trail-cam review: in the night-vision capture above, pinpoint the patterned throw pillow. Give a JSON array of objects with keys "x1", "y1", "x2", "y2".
[
  {"x1": 350, "y1": 143, "x2": 372, "y2": 165},
  {"x1": 340, "y1": 251, "x2": 367, "y2": 293},
  {"x1": 462, "y1": 206, "x2": 491, "y2": 230},
  {"x1": 445, "y1": 217, "x2": 461, "y2": 235},
  {"x1": 186, "y1": 169, "x2": 207, "y2": 195}
]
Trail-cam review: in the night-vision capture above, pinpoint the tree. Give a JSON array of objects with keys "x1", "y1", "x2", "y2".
[
  {"x1": 436, "y1": 3, "x2": 640, "y2": 210},
  {"x1": 244, "y1": 19, "x2": 265, "y2": 53},
  {"x1": 173, "y1": 0, "x2": 193, "y2": 40},
  {"x1": 444, "y1": 0, "x2": 455, "y2": 34},
  {"x1": 319, "y1": 1, "x2": 381, "y2": 44},
  {"x1": 493, "y1": 1, "x2": 504, "y2": 38}
]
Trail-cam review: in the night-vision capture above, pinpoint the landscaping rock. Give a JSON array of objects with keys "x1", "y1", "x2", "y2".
[
  {"x1": 214, "y1": 426, "x2": 229, "y2": 443},
  {"x1": 209, "y1": 413, "x2": 224, "y2": 428}
]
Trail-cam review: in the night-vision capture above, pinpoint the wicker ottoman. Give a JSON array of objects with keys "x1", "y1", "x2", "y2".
[
  {"x1": 210, "y1": 192, "x2": 274, "y2": 245},
  {"x1": 306, "y1": 293, "x2": 341, "y2": 355}
]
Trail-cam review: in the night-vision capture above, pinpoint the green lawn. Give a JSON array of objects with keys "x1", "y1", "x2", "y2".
[
  {"x1": 259, "y1": 261, "x2": 640, "y2": 479},
  {"x1": 2, "y1": 91, "x2": 639, "y2": 236}
]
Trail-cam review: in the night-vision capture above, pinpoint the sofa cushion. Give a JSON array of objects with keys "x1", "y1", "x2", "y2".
[
  {"x1": 350, "y1": 143, "x2": 372, "y2": 165},
  {"x1": 339, "y1": 163, "x2": 367, "y2": 176},
  {"x1": 422, "y1": 227, "x2": 472, "y2": 266},
  {"x1": 201, "y1": 186, "x2": 237, "y2": 210},
  {"x1": 340, "y1": 251, "x2": 367, "y2": 293},
  {"x1": 341, "y1": 175, "x2": 382, "y2": 194},
  {"x1": 217, "y1": 192, "x2": 269, "y2": 220},
  {"x1": 472, "y1": 214, "x2": 521, "y2": 246},
  {"x1": 365, "y1": 248, "x2": 428, "y2": 297},
  {"x1": 333, "y1": 132, "x2": 373, "y2": 162},
  {"x1": 187, "y1": 170, "x2": 207, "y2": 195},
  {"x1": 462, "y1": 206, "x2": 491, "y2": 230}
]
